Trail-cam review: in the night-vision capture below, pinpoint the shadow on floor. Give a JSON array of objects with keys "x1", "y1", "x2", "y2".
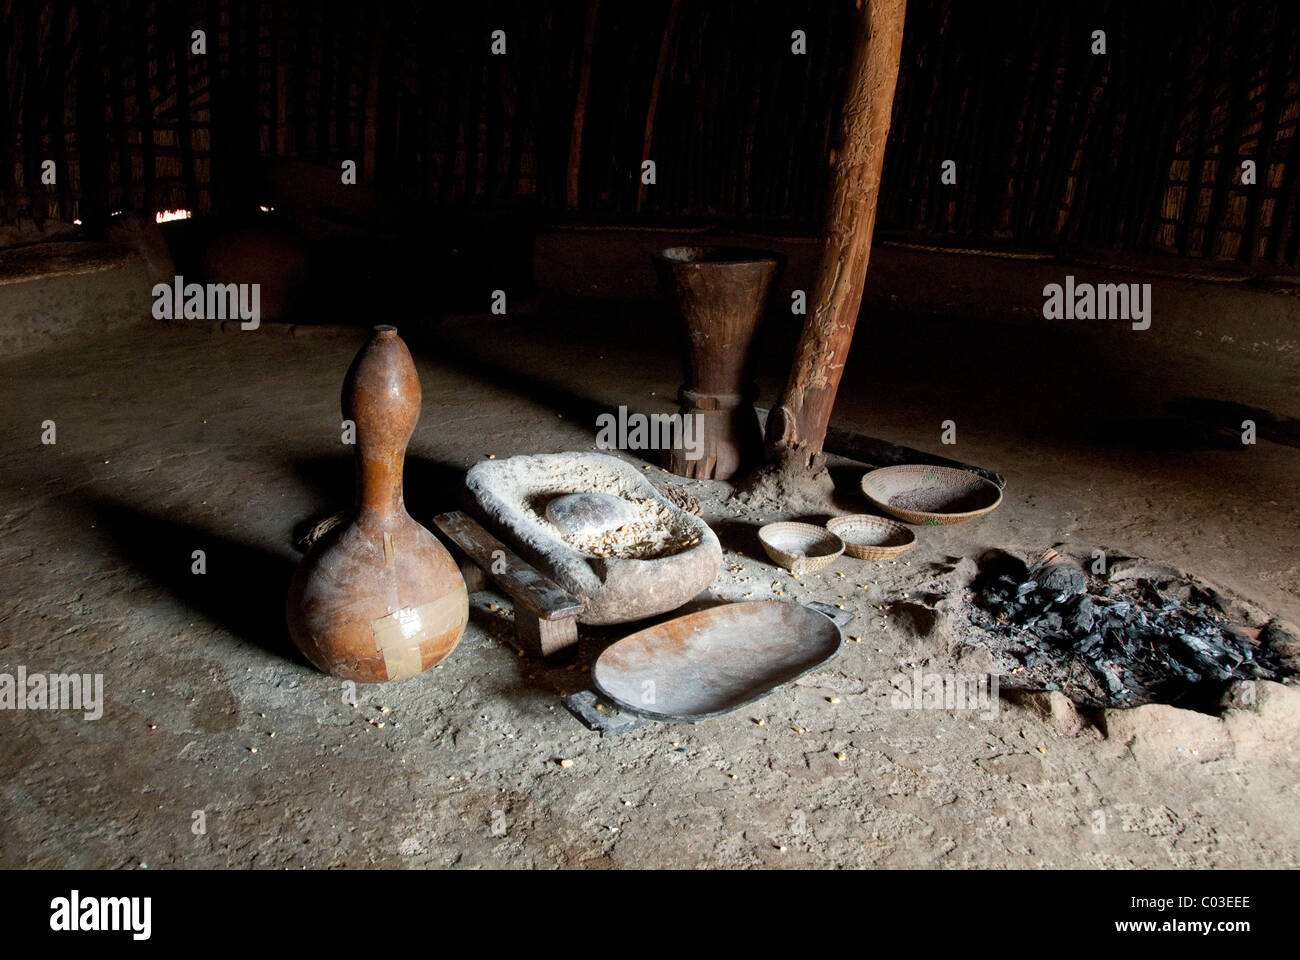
[
  {"x1": 827, "y1": 463, "x2": 883, "y2": 513},
  {"x1": 1165, "y1": 397, "x2": 1300, "y2": 449},
  {"x1": 709, "y1": 518, "x2": 767, "y2": 563},
  {"x1": 1094, "y1": 396, "x2": 1300, "y2": 452},
  {"x1": 410, "y1": 321, "x2": 650, "y2": 443},
  {"x1": 84, "y1": 497, "x2": 305, "y2": 666}
]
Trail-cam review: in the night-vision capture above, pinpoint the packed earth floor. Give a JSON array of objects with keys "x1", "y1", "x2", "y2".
[{"x1": 2, "y1": 246, "x2": 1298, "y2": 868}]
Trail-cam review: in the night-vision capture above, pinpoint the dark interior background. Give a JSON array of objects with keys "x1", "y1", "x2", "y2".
[{"x1": 4, "y1": 0, "x2": 1300, "y2": 265}]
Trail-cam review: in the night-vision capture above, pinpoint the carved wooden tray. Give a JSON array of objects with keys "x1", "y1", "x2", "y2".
[{"x1": 591, "y1": 601, "x2": 847, "y2": 722}]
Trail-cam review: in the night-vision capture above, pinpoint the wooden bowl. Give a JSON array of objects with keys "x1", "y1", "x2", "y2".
[
  {"x1": 758, "y1": 522, "x2": 845, "y2": 574},
  {"x1": 861, "y1": 465, "x2": 1003, "y2": 525},
  {"x1": 826, "y1": 515, "x2": 917, "y2": 560}
]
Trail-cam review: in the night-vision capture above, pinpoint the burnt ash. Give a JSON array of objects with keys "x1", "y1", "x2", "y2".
[{"x1": 962, "y1": 551, "x2": 1293, "y2": 711}]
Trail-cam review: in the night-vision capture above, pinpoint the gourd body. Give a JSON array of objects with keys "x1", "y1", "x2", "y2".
[{"x1": 287, "y1": 326, "x2": 467, "y2": 682}]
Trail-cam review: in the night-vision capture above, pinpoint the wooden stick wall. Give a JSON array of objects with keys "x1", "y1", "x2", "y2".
[{"x1": 4, "y1": 0, "x2": 1300, "y2": 265}]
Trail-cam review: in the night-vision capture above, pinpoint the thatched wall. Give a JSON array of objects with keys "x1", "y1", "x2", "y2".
[{"x1": 4, "y1": 0, "x2": 1299, "y2": 264}]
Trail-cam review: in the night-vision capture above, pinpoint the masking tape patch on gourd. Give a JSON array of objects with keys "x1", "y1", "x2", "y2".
[{"x1": 370, "y1": 586, "x2": 468, "y2": 680}]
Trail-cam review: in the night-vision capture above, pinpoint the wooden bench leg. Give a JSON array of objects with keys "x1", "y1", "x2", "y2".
[
  {"x1": 515, "y1": 612, "x2": 579, "y2": 658},
  {"x1": 457, "y1": 561, "x2": 488, "y2": 594},
  {"x1": 434, "y1": 511, "x2": 586, "y2": 659}
]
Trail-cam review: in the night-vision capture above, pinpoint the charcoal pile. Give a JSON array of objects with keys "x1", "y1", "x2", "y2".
[{"x1": 957, "y1": 548, "x2": 1295, "y2": 711}]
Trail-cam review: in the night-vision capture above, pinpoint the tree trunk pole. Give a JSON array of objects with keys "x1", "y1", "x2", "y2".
[
  {"x1": 566, "y1": 0, "x2": 600, "y2": 209},
  {"x1": 764, "y1": 0, "x2": 906, "y2": 472},
  {"x1": 637, "y1": 0, "x2": 680, "y2": 213}
]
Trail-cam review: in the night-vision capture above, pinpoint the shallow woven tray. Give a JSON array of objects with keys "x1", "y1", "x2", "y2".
[
  {"x1": 825, "y1": 515, "x2": 917, "y2": 560},
  {"x1": 861, "y1": 465, "x2": 1003, "y2": 525},
  {"x1": 758, "y1": 522, "x2": 845, "y2": 574}
]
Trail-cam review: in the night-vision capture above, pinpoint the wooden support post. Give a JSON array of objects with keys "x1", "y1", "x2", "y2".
[
  {"x1": 636, "y1": 0, "x2": 680, "y2": 213},
  {"x1": 20, "y1": 2, "x2": 44, "y2": 220},
  {"x1": 762, "y1": 0, "x2": 907, "y2": 475},
  {"x1": 76, "y1": 5, "x2": 109, "y2": 228},
  {"x1": 363, "y1": 23, "x2": 386, "y2": 184},
  {"x1": 566, "y1": 0, "x2": 600, "y2": 209},
  {"x1": 134, "y1": 5, "x2": 157, "y2": 215}
]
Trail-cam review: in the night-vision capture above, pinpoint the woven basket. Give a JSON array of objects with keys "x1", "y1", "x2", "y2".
[
  {"x1": 826, "y1": 515, "x2": 917, "y2": 560},
  {"x1": 758, "y1": 522, "x2": 845, "y2": 574},
  {"x1": 861, "y1": 465, "x2": 1003, "y2": 525}
]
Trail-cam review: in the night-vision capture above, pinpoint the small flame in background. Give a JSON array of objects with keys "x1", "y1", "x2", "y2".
[{"x1": 73, "y1": 209, "x2": 199, "y2": 225}]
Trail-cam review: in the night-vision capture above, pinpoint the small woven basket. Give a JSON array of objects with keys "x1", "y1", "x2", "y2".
[
  {"x1": 758, "y1": 522, "x2": 845, "y2": 574},
  {"x1": 826, "y1": 515, "x2": 917, "y2": 560}
]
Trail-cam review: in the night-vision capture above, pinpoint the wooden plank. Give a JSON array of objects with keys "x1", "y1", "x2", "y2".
[
  {"x1": 755, "y1": 406, "x2": 1005, "y2": 489},
  {"x1": 432, "y1": 511, "x2": 583, "y2": 621},
  {"x1": 822, "y1": 422, "x2": 1006, "y2": 490}
]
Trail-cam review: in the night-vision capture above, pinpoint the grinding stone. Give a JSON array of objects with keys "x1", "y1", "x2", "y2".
[
  {"x1": 545, "y1": 492, "x2": 638, "y2": 537},
  {"x1": 465, "y1": 452, "x2": 723, "y2": 625}
]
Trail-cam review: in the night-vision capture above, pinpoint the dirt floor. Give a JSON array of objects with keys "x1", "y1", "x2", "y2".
[{"x1": 1, "y1": 243, "x2": 1298, "y2": 869}]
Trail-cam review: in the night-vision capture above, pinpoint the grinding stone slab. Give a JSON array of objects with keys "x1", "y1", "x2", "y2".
[{"x1": 465, "y1": 452, "x2": 723, "y2": 625}]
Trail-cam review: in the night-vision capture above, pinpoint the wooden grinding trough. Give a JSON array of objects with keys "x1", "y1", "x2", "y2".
[{"x1": 591, "y1": 601, "x2": 849, "y2": 723}]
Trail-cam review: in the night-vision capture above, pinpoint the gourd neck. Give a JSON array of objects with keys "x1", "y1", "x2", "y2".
[
  {"x1": 340, "y1": 324, "x2": 420, "y2": 529},
  {"x1": 354, "y1": 452, "x2": 406, "y2": 525}
]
